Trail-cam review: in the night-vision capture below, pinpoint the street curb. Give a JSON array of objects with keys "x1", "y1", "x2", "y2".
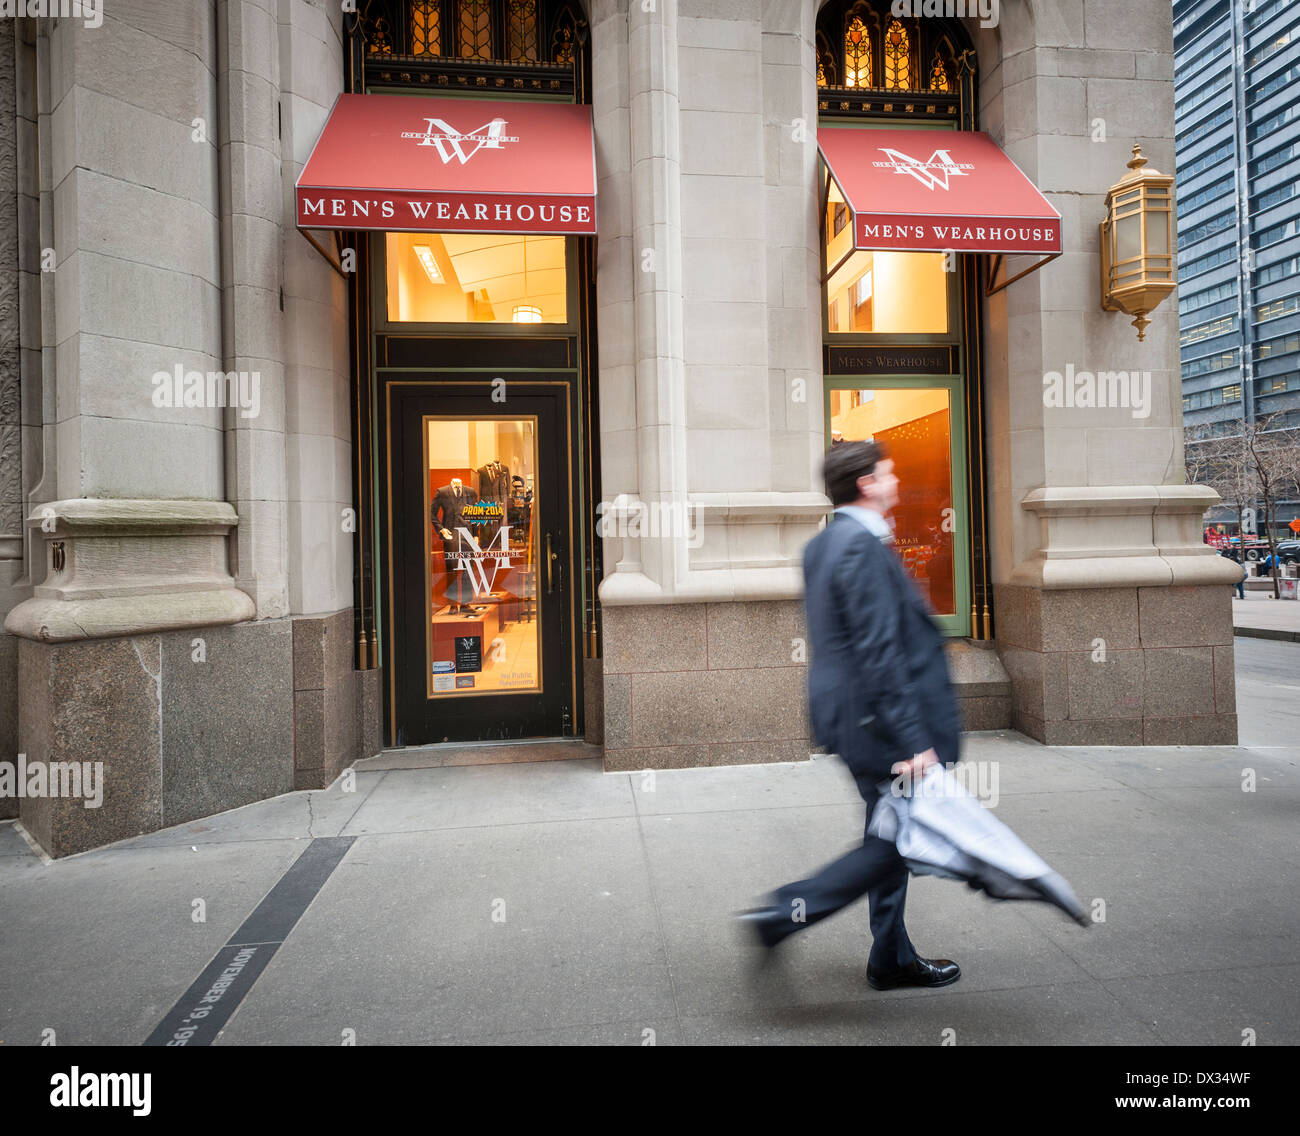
[{"x1": 1234, "y1": 626, "x2": 1300, "y2": 643}]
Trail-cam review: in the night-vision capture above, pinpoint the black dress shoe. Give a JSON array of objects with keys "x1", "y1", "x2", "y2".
[
  {"x1": 735, "y1": 908, "x2": 787, "y2": 953},
  {"x1": 867, "y1": 956, "x2": 961, "y2": 991}
]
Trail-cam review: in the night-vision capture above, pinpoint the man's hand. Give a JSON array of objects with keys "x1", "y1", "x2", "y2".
[{"x1": 891, "y1": 748, "x2": 939, "y2": 781}]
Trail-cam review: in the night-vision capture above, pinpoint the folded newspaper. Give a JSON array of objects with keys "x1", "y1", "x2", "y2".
[{"x1": 868, "y1": 764, "x2": 1090, "y2": 927}]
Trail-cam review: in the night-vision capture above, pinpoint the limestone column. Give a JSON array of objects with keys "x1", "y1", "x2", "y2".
[
  {"x1": 980, "y1": 0, "x2": 1239, "y2": 744},
  {"x1": 218, "y1": 0, "x2": 289, "y2": 622},
  {"x1": 3, "y1": 9, "x2": 294, "y2": 856},
  {"x1": 594, "y1": 0, "x2": 824, "y2": 770}
]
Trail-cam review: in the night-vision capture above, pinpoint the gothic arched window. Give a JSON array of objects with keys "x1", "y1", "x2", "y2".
[
  {"x1": 457, "y1": 0, "x2": 493, "y2": 60},
  {"x1": 844, "y1": 17, "x2": 872, "y2": 88},
  {"x1": 882, "y1": 18, "x2": 912, "y2": 90},
  {"x1": 359, "y1": 2, "x2": 590, "y2": 68},
  {"x1": 930, "y1": 52, "x2": 950, "y2": 92},
  {"x1": 411, "y1": 0, "x2": 440, "y2": 55},
  {"x1": 816, "y1": 30, "x2": 837, "y2": 88},
  {"x1": 930, "y1": 37, "x2": 961, "y2": 91},
  {"x1": 506, "y1": 0, "x2": 539, "y2": 62}
]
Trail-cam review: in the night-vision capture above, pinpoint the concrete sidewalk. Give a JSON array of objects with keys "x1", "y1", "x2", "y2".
[
  {"x1": 1, "y1": 646, "x2": 1297, "y2": 1046},
  {"x1": 1233, "y1": 592, "x2": 1300, "y2": 642}
]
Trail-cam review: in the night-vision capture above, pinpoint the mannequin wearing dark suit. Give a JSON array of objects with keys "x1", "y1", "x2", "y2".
[
  {"x1": 476, "y1": 460, "x2": 511, "y2": 503},
  {"x1": 431, "y1": 480, "x2": 472, "y2": 607},
  {"x1": 476, "y1": 460, "x2": 510, "y2": 546}
]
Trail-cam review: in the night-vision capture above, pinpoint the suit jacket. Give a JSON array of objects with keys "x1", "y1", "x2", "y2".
[
  {"x1": 477, "y1": 462, "x2": 510, "y2": 502},
  {"x1": 431, "y1": 483, "x2": 471, "y2": 536},
  {"x1": 803, "y1": 511, "x2": 962, "y2": 782}
]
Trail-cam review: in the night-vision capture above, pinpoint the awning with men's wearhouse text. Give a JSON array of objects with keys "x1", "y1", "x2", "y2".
[
  {"x1": 818, "y1": 127, "x2": 1062, "y2": 255},
  {"x1": 296, "y1": 93, "x2": 596, "y2": 236}
]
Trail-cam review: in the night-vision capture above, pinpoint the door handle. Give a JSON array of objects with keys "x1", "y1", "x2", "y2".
[{"x1": 546, "y1": 531, "x2": 557, "y2": 593}]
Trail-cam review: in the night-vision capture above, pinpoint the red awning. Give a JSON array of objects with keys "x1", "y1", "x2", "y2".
[
  {"x1": 818, "y1": 127, "x2": 1061, "y2": 255},
  {"x1": 296, "y1": 94, "x2": 596, "y2": 236}
]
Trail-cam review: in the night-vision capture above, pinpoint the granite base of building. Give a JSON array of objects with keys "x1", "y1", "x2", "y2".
[
  {"x1": 600, "y1": 600, "x2": 1015, "y2": 772},
  {"x1": 292, "y1": 610, "x2": 382, "y2": 791},
  {"x1": 15, "y1": 612, "x2": 381, "y2": 857},
  {"x1": 0, "y1": 629, "x2": 18, "y2": 821},
  {"x1": 601, "y1": 600, "x2": 810, "y2": 772},
  {"x1": 583, "y1": 656, "x2": 604, "y2": 745},
  {"x1": 995, "y1": 584, "x2": 1238, "y2": 745}
]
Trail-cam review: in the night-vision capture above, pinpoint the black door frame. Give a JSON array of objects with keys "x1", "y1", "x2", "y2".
[{"x1": 382, "y1": 373, "x2": 581, "y2": 744}]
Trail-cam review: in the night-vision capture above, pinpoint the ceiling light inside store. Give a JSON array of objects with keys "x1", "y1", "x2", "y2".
[
  {"x1": 413, "y1": 244, "x2": 443, "y2": 283},
  {"x1": 513, "y1": 305, "x2": 542, "y2": 323}
]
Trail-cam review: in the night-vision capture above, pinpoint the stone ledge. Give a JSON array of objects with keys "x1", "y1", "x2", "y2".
[
  {"x1": 23, "y1": 498, "x2": 240, "y2": 534},
  {"x1": 5, "y1": 588, "x2": 256, "y2": 643},
  {"x1": 4, "y1": 497, "x2": 250, "y2": 642},
  {"x1": 1016, "y1": 483, "x2": 1240, "y2": 589}
]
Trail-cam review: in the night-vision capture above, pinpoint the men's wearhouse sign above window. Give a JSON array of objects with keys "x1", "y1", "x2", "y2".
[{"x1": 296, "y1": 94, "x2": 597, "y2": 236}]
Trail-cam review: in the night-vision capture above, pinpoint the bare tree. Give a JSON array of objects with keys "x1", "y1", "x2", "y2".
[
  {"x1": 1185, "y1": 422, "x2": 1255, "y2": 551},
  {"x1": 1246, "y1": 410, "x2": 1300, "y2": 597},
  {"x1": 1188, "y1": 413, "x2": 1300, "y2": 598}
]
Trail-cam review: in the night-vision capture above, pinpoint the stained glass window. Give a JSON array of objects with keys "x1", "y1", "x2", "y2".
[
  {"x1": 884, "y1": 19, "x2": 912, "y2": 89},
  {"x1": 930, "y1": 52, "x2": 950, "y2": 92},
  {"x1": 368, "y1": 14, "x2": 394, "y2": 55},
  {"x1": 507, "y1": 0, "x2": 539, "y2": 62},
  {"x1": 457, "y1": 0, "x2": 492, "y2": 61},
  {"x1": 553, "y1": 22, "x2": 575, "y2": 65},
  {"x1": 844, "y1": 17, "x2": 871, "y2": 88},
  {"x1": 412, "y1": 0, "x2": 441, "y2": 56}
]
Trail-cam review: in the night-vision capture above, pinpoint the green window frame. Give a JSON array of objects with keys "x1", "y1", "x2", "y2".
[{"x1": 823, "y1": 372, "x2": 971, "y2": 637}]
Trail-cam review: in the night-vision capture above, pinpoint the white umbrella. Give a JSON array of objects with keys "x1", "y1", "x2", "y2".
[{"x1": 868, "y1": 764, "x2": 1090, "y2": 926}]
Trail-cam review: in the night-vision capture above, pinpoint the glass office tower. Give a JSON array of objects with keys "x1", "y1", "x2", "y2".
[{"x1": 1173, "y1": 0, "x2": 1300, "y2": 529}]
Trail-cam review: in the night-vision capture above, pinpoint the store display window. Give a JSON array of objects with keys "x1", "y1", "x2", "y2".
[{"x1": 424, "y1": 416, "x2": 541, "y2": 696}]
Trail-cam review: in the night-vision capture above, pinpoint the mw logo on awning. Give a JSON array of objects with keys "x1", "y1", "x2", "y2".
[
  {"x1": 872, "y1": 148, "x2": 974, "y2": 192},
  {"x1": 400, "y1": 117, "x2": 522, "y2": 165}
]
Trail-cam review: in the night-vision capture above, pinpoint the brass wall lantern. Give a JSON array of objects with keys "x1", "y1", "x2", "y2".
[{"x1": 1099, "y1": 144, "x2": 1176, "y2": 341}]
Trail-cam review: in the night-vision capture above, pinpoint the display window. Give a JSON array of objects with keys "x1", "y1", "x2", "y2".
[
  {"x1": 424, "y1": 415, "x2": 542, "y2": 697},
  {"x1": 827, "y1": 385, "x2": 965, "y2": 623},
  {"x1": 386, "y1": 232, "x2": 568, "y2": 324},
  {"x1": 824, "y1": 182, "x2": 950, "y2": 335}
]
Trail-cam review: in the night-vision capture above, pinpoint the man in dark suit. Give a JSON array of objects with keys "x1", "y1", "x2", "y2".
[{"x1": 738, "y1": 440, "x2": 964, "y2": 990}]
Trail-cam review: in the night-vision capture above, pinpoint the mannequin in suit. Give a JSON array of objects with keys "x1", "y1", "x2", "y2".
[
  {"x1": 477, "y1": 459, "x2": 511, "y2": 503},
  {"x1": 431, "y1": 478, "x2": 472, "y2": 609},
  {"x1": 476, "y1": 460, "x2": 511, "y2": 545}
]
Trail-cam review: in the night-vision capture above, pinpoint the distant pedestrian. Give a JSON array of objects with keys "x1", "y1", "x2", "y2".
[{"x1": 1221, "y1": 548, "x2": 1246, "y2": 599}]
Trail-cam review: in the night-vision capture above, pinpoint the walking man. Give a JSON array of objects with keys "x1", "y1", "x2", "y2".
[{"x1": 738, "y1": 441, "x2": 964, "y2": 990}]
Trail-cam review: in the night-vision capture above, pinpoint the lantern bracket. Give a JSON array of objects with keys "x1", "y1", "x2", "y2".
[{"x1": 984, "y1": 251, "x2": 1060, "y2": 297}]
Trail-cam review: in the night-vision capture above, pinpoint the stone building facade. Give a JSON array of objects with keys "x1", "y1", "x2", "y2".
[{"x1": 0, "y1": 0, "x2": 1238, "y2": 856}]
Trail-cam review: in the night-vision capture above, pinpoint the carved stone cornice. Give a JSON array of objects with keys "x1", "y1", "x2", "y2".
[
  {"x1": 3, "y1": 499, "x2": 255, "y2": 641},
  {"x1": 1013, "y1": 484, "x2": 1242, "y2": 589}
]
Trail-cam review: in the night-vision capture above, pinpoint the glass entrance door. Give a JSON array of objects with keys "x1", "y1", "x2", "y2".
[
  {"x1": 388, "y1": 379, "x2": 575, "y2": 744},
  {"x1": 825, "y1": 378, "x2": 970, "y2": 635}
]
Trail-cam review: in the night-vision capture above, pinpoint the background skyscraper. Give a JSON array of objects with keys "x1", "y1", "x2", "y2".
[{"x1": 1174, "y1": 0, "x2": 1300, "y2": 531}]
